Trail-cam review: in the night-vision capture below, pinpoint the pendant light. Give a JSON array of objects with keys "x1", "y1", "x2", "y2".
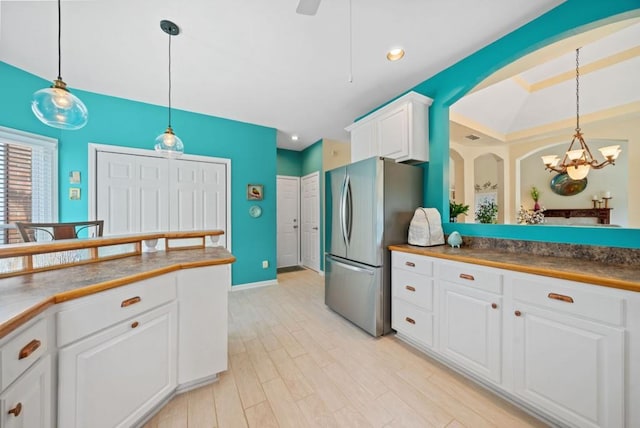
[
  {"x1": 154, "y1": 20, "x2": 184, "y2": 157},
  {"x1": 541, "y1": 48, "x2": 620, "y2": 180},
  {"x1": 31, "y1": 0, "x2": 88, "y2": 130}
]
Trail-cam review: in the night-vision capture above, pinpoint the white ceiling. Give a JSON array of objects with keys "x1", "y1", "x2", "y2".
[
  {"x1": 451, "y1": 19, "x2": 640, "y2": 144},
  {"x1": 0, "y1": 0, "x2": 564, "y2": 150}
]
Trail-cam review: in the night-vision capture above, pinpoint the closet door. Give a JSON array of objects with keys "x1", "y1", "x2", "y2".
[
  {"x1": 96, "y1": 152, "x2": 169, "y2": 235},
  {"x1": 169, "y1": 159, "x2": 227, "y2": 247}
]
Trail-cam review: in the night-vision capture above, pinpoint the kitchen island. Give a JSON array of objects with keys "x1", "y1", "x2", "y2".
[
  {"x1": 389, "y1": 243, "x2": 640, "y2": 428},
  {"x1": 0, "y1": 231, "x2": 234, "y2": 428}
]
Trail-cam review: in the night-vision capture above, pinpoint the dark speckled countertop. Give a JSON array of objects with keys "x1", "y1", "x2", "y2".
[
  {"x1": 389, "y1": 244, "x2": 640, "y2": 293},
  {"x1": 0, "y1": 246, "x2": 235, "y2": 339}
]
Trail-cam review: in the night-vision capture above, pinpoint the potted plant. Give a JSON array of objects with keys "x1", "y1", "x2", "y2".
[
  {"x1": 449, "y1": 200, "x2": 469, "y2": 222},
  {"x1": 475, "y1": 200, "x2": 498, "y2": 224},
  {"x1": 530, "y1": 186, "x2": 541, "y2": 211}
]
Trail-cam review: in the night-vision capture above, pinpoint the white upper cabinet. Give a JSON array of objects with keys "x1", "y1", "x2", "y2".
[{"x1": 347, "y1": 91, "x2": 432, "y2": 163}]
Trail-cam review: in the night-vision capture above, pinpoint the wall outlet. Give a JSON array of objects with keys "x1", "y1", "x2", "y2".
[{"x1": 262, "y1": 260, "x2": 269, "y2": 269}]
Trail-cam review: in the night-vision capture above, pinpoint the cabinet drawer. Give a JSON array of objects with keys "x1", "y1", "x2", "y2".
[
  {"x1": 392, "y1": 269, "x2": 433, "y2": 311},
  {"x1": 392, "y1": 299, "x2": 434, "y2": 348},
  {"x1": 1, "y1": 318, "x2": 48, "y2": 391},
  {"x1": 57, "y1": 273, "x2": 176, "y2": 347},
  {"x1": 392, "y1": 252, "x2": 433, "y2": 276},
  {"x1": 438, "y1": 261, "x2": 502, "y2": 294},
  {"x1": 512, "y1": 275, "x2": 624, "y2": 326}
]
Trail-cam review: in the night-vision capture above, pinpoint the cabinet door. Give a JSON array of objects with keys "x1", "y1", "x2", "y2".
[
  {"x1": 439, "y1": 281, "x2": 502, "y2": 383},
  {"x1": 512, "y1": 303, "x2": 624, "y2": 428},
  {"x1": 377, "y1": 104, "x2": 408, "y2": 160},
  {"x1": 350, "y1": 121, "x2": 377, "y2": 163},
  {"x1": 177, "y1": 266, "x2": 228, "y2": 386},
  {"x1": 58, "y1": 303, "x2": 177, "y2": 428},
  {"x1": 0, "y1": 356, "x2": 51, "y2": 428}
]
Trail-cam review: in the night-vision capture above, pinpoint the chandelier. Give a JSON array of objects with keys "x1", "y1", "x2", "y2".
[{"x1": 541, "y1": 48, "x2": 620, "y2": 180}]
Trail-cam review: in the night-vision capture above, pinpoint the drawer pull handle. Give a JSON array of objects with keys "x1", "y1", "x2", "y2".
[
  {"x1": 18, "y1": 339, "x2": 41, "y2": 360},
  {"x1": 548, "y1": 293, "x2": 574, "y2": 303},
  {"x1": 405, "y1": 317, "x2": 416, "y2": 325},
  {"x1": 459, "y1": 273, "x2": 475, "y2": 281},
  {"x1": 515, "y1": 310, "x2": 522, "y2": 317},
  {"x1": 405, "y1": 285, "x2": 416, "y2": 292},
  {"x1": 121, "y1": 296, "x2": 141, "y2": 308},
  {"x1": 491, "y1": 303, "x2": 498, "y2": 309},
  {"x1": 405, "y1": 261, "x2": 416, "y2": 267},
  {"x1": 131, "y1": 321, "x2": 139, "y2": 329},
  {"x1": 8, "y1": 402, "x2": 22, "y2": 417}
]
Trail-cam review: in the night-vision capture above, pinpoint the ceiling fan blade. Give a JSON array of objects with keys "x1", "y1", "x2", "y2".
[{"x1": 296, "y1": 0, "x2": 321, "y2": 16}]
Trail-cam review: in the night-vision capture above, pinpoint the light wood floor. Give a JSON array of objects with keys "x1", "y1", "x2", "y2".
[{"x1": 143, "y1": 269, "x2": 547, "y2": 428}]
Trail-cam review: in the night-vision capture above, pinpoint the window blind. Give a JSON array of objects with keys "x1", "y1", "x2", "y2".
[{"x1": 0, "y1": 127, "x2": 57, "y2": 244}]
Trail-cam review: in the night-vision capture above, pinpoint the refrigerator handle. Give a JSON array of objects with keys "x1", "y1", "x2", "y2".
[
  {"x1": 346, "y1": 176, "x2": 353, "y2": 243},
  {"x1": 326, "y1": 255, "x2": 374, "y2": 275},
  {"x1": 341, "y1": 174, "x2": 349, "y2": 247}
]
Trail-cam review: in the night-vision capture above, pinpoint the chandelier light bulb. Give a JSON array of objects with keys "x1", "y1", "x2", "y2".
[{"x1": 566, "y1": 164, "x2": 590, "y2": 180}]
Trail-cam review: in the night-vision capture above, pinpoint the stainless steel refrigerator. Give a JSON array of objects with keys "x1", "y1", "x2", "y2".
[{"x1": 325, "y1": 156, "x2": 423, "y2": 336}]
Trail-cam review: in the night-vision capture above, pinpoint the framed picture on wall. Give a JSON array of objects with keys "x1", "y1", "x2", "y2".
[{"x1": 247, "y1": 184, "x2": 263, "y2": 200}]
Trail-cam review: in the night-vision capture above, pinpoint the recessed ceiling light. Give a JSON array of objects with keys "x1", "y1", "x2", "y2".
[
  {"x1": 386, "y1": 48, "x2": 405, "y2": 61},
  {"x1": 291, "y1": 135, "x2": 299, "y2": 141}
]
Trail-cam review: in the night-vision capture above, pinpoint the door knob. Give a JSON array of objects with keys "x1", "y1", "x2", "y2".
[
  {"x1": 312, "y1": 227, "x2": 318, "y2": 230},
  {"x1": 293, "y1": 225, "x2": 298, "y2": 229}
]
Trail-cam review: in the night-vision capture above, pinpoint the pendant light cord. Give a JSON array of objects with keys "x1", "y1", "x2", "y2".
[
  {"x1": 57, "y1": 0, "x2": 62, "y2": 80},
  {"x1": 575, "y1": 48, "x2": 580, "y2": 132},
  {"x1": 168, "y1": 32, "x2": 172, "y2": 128},
  {"x1": 348, "y1": 0, "x2": 353, "y2": 83}
]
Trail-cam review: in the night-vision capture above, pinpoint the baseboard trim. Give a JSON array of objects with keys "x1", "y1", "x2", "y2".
[{"x1": 230, "y1": 279, "x2": 278, "y2": 291}]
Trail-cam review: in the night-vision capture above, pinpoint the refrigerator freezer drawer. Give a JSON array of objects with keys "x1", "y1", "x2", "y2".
[{"x1": 325, "y1": 255, "x2": 383, "y2": 337}]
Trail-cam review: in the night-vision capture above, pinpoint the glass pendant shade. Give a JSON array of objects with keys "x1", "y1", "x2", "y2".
[
  {"x1": 541, "y1": 155, "x2": 559, "y2": 167},
  {"x1": 566, "y1": 164, "x2": 590, "y2": 180},
  {"x1": 154, "y1": 126, "x2": 184, "y2": 157},
  {"x1": 32, "y1": 80, "x2": 88, "y2": 130}
]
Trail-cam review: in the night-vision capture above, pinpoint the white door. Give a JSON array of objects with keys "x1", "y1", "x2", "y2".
[
  {"x1": 169, "y1": 159, "x2": 227, "y2": 247},
  {"x1": 512, "y1": 303, "x2": 624, "y2": 427},
  {"x1": 96, "y1": 152, "x2": 169, "y2": 235},
  {"x1": 301, "y1": 172, "x2": 320, "y2": 272},
  {"x1": 276, "y1": 176, "x2": 300, "y2": 268},
  {"x1": 94, "y1": 146, "x2": 229, "y2": 247}
]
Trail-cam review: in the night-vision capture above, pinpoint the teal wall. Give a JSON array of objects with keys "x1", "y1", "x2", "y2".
[
  {"x1": 384, "y1": 0, "x2": 640, "y2": 248},
  {"x1": 0, "y1": 61, "x2": 277, "y2": 285},
  {"x1": 276, "y1": 149, "x2": 302, "y2": 176}
]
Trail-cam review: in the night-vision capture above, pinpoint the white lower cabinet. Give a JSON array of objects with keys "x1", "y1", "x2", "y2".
[
  {"x1": 0, "y1": 356, "x2": 51, "y2": 428},
  {"x1": 390, "y1": 250, "x2": 636, "y2": 428},
  {"x1": 511, "y1": 302, "x2": 624, "y2": 428},
  {"x1": 58, "y1": 303, "x2": 177, "y2": 428},
  {"x1": 439, "y1": 281, "x2": 502, "y2": 384},
  {"x1": 177, "y1": 265, "x2": 229, "y2": 387}
]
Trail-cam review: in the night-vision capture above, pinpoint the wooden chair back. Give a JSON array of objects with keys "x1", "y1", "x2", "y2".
[{"x1": 15, "y1": 221, "x2": 104, "y2": 243}]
